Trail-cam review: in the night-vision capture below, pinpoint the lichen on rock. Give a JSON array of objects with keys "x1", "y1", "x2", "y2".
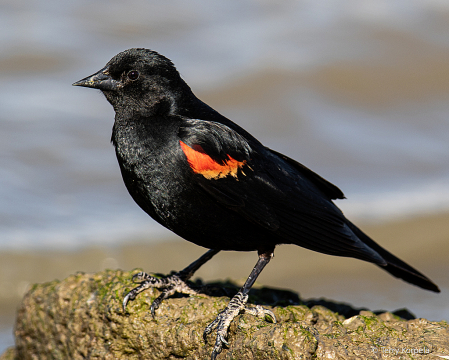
[{"x1": 2, "y1": 269, "x2": 448, "y2": 359}]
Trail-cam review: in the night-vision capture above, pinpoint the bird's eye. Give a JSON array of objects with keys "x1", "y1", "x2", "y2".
[{"x1": 127, "y1": 70, "x2": 139, "y2": 81}]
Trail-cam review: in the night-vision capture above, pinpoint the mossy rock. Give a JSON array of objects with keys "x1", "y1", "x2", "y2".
[{"x1": 2, "y1": 269, "x2": 448, "y2": 359}]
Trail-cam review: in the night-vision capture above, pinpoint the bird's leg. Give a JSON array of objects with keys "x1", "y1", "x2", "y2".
[
  {"x1": 203, "y1": 250, "x2": 276, "y2": 360},
  {"x1": 123, "y1": 249, "x2": 220, "y2": 316}
]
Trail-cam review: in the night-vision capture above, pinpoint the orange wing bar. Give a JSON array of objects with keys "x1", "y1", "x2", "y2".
[{"x1": 180, "y1": 140, "x2": 246, "y2": 180}]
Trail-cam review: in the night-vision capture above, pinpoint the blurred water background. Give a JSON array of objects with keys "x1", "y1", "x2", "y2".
[{"x1": 1, "y1": 0, "x2": 449, "y2": 353}]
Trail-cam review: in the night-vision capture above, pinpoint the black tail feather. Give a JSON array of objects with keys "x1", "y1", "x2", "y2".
[{"x1": 346, "y1": 221, "x2": 440, "y2": 293}]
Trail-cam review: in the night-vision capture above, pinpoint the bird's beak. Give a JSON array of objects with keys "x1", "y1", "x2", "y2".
[{"x1": 72, "y1": 66, "x2": 118, "y2": 91}]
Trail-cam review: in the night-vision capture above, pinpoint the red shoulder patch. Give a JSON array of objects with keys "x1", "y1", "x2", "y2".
[{"x1": 180, "y1": 140, "x2": 247, "y2": 180}]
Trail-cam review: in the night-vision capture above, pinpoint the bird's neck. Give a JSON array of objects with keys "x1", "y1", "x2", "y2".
[{"x1": 111, "y1": 111, "x2": 181, "y2": 165}]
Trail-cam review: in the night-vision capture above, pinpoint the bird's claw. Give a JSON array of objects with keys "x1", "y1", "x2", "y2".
[
  {"x1": 131, "y1": 271, "x2": 151, "y2": 282},
  {"x1": 122, "y1": 292, "x2": 135, "y2": 312},
  {"x1": 150, "y1": 292, "x2": 166, "y2": 318},
  {"x1": 203, "y1": 304, "x2": 241, "y2": 358},
  {"x1": 210, "y1": 334, "x2": 229, "y2": 360},
  {"x1": 244, "y1": 304, "x2": 277, "y2": 323},
  {"x1": 203, "y1": 292, "x2": 276, "y2": 359},
  {"x1": 122, "y1": 272, "x2": 201, "y2": 315}
]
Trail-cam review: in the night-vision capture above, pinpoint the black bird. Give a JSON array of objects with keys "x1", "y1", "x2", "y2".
[{"x1": 73, "y1": 48, "x2": 440, "y2": 359}]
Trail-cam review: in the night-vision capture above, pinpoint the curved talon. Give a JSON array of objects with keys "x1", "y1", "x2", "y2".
[
  {"x1": 211, "y1": 333, "x2": 229, "y2": 360},
  {"x1": 265, "y1": 309, "x2": 276, "y2": 323},
  {"x1": 245, "y1": 304, "x2": 277, "y2": 323},
  {"x1": 218, "y1": 334, "x2": 229, "y2": 346},
  {"x1": 211, "y1": 343, "x2": 223, "y2": 360},
  {"x1": 122, "y1": 292, "x2": 134, "y2": 312},
  {"x1": 203, "y1": 316, "x2": 220, "y2": 342},
  {"x1": 259, "y1": 310, "x2": 276, "y2": 323},
  {"x1": 211, "y1": 349, "x2": 220, "y2": 360},
  {"x1": 150, "y1": 299, "x2": 160, "y2": 318},
  {"x1": 203, "y1": 329, "x2": 210, "y2": 343}
]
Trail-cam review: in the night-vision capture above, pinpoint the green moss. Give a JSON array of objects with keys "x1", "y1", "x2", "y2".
[
  {"x1": 359, "y1": 315, "x2": 380, "y2": 330},
  {"x1": 11, "y1": 270, "x2": 449, "y2": 359},
  {"x1": 298, "y1": 325, "x2": 315, "y2": 343}
]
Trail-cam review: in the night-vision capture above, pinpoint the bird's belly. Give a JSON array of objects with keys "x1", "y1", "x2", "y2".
[{"x1": 121, "y1": 168, "x2": 269, "y2": 252}]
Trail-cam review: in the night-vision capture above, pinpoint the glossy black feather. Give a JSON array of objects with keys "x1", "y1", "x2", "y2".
[
  {"x1": 267, "y1": 148, "x2": 345, "y2": 200},
  {"x1": 77, "y1": 48, "x2": 440, "y2": 293},
  {"x1": 179, "y1": 120, "x2": 387, "y2": 264},
  {"x1": 179, "y1": 119, "x2": 253, "y2": 164}
]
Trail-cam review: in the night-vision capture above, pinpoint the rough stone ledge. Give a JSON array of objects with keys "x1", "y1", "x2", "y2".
[{"x1": 1, "y1": 269, "x2": 448, "y2": 360}]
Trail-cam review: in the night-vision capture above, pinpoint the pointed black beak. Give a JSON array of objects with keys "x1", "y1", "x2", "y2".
[{"x1": 72, "y1": 66, "x2": 118, "y2": 91}]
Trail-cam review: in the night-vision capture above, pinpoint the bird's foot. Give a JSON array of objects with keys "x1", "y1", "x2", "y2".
[
  {"x1": 203, "y1": 292, "x2": 276, "y2": 360},
  {"x1": 122, "y1": 271, "x2": 199, "y2": 317}
]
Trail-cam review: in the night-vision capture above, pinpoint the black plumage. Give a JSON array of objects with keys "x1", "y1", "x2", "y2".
[{"x1": 73, "y1": 48, "x2": 439, "y2": 359}]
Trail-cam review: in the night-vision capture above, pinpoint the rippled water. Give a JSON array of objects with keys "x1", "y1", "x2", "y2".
[
  {"x1": 1, "y1": 1, "x2": 449, "y2": 351},
  {"x1": 1, "y1": 0, "x2": 449, "y2": 249}
]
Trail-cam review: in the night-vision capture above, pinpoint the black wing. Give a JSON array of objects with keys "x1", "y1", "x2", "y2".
[
  {"x1": 178, "y1": 119, "x2": 385, "y2": 264},
  {"x1": 178, "y1": 118, "x2": 440, "y2": 293},
  {"x1": 267, "y1": 148, "x2": 345, "y2": 200}
]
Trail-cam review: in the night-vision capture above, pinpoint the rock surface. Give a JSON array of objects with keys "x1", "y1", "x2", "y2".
[{"x1": 2, "y1": 269, "x2": 449, "y2": 359}]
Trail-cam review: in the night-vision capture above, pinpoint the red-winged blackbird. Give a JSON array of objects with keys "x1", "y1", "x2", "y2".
[{"x1": 74, "y1": 48, "x2": 439, "y2": 359}]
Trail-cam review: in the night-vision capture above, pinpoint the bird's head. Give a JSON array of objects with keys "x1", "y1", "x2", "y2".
[{"x1": 73, "y1": 48, "x2": 188, "y2": 115}]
